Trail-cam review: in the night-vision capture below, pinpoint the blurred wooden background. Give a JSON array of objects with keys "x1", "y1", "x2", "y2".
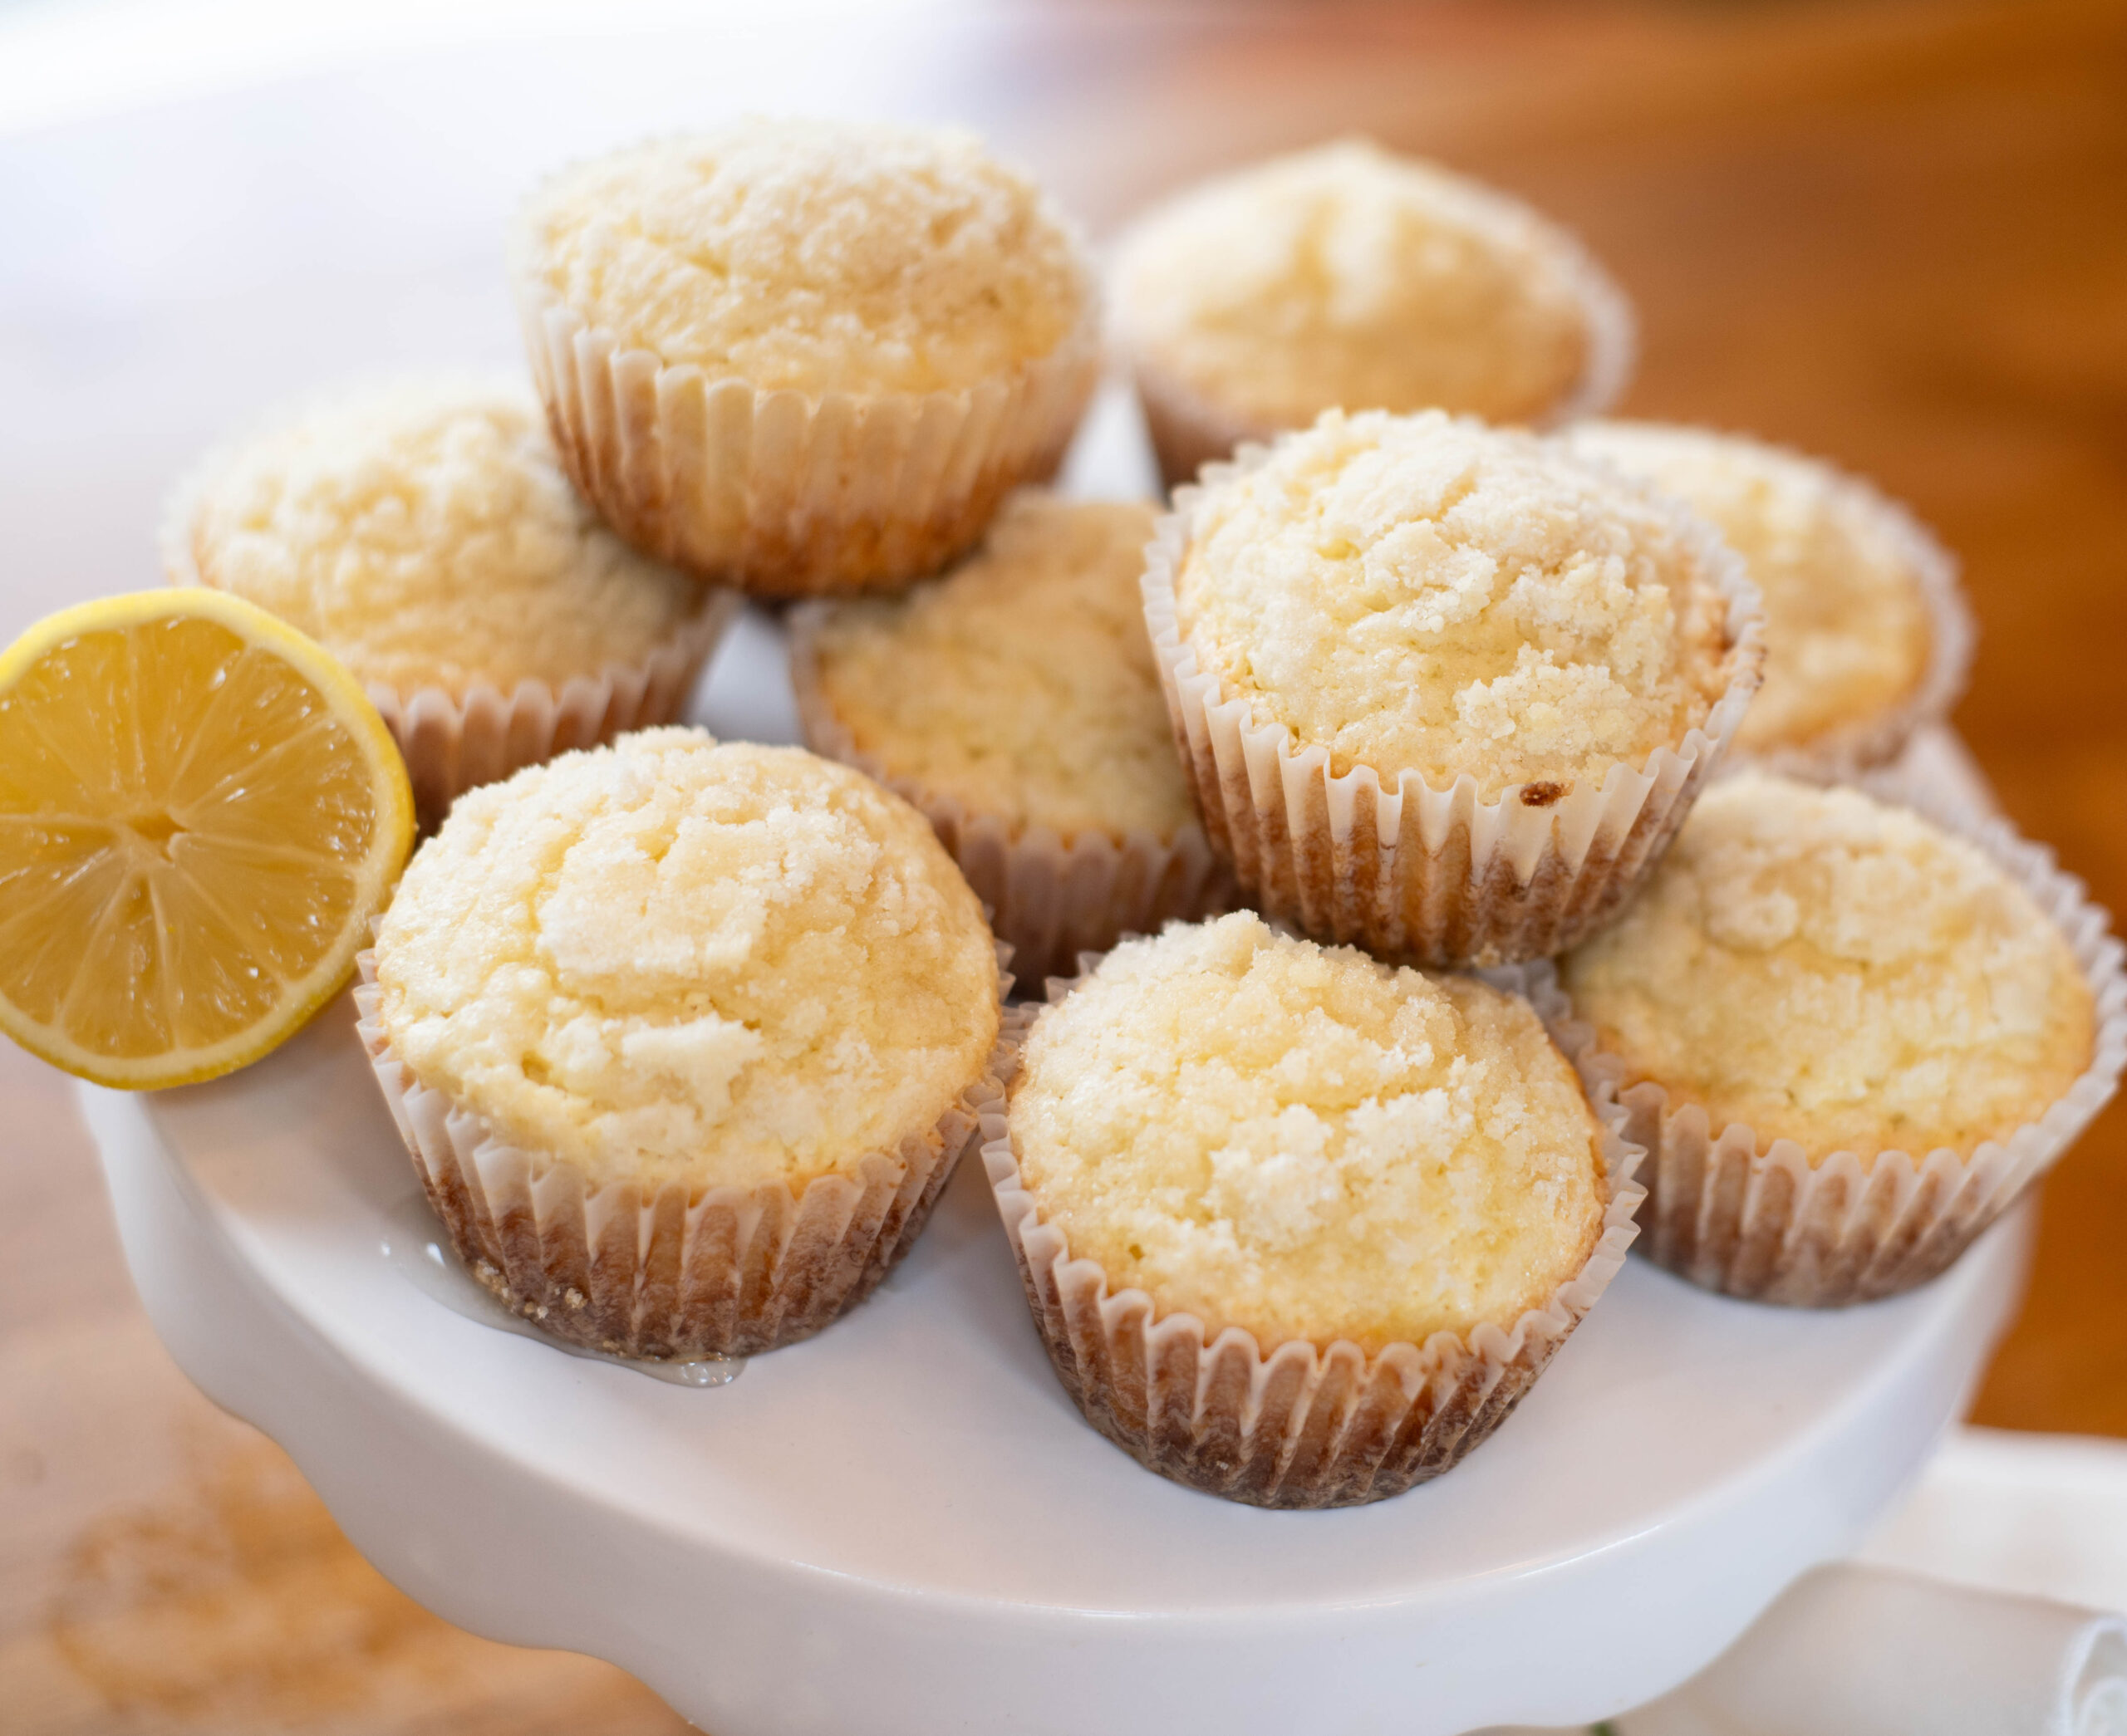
[{"x1": 3, "y1": 0, "x2": 2125, "y2": 1729}]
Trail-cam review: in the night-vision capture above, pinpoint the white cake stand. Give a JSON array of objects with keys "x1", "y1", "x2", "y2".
[
  {"x1": 85, "y1": 586, "x2": 2035, "y2": 1735},
  {"x1": 86, "y1": 1031, "x2": 2031, "y2": 1736}
]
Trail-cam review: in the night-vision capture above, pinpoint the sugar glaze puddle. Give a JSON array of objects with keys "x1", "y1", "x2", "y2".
[{"x1": 380, "y1": 1194, "x2": 744, "y2": 1387}]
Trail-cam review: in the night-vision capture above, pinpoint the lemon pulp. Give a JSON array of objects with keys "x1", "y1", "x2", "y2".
[{"x1": 0, "y1": 591, "x2": 415, "y2": 1087}]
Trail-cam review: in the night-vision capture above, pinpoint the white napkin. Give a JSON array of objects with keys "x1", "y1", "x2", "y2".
[
  {"x1": 1616, "y1": 1563, "x2": 2127, "y2": 1736},
  {"x1": 1483, "y1": 1430, "x2": 2127, "y2": 1736}
]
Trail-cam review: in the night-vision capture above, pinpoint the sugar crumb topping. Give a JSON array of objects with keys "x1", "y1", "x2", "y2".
[
  {"x1": 1009, "y1": 912, "x2": 1604, "y2": 1351},
  {"x1": 517, "y1": 119, "x2": 1089, "y2": 396},
  {"x1": 1560, "y1": 773, "x2": 2094, "y2": 1159},
  {"x1": 186, "y1": 380, "x2": 703, "y2": 695},
  {"x1": 376, "y1": 731, "x2": 1000, "y2": 1189},
  {"x1": 809, "y1": 493, "x2": 1192, "y2": 841},
  {"x1": 1114, "y1": 139, "x2": 1594, "y2": 429},
  {"x1": 1568, "y1": 422, "x2": 1933, "y2": 749},
  {"x1": 1174, "y1": 409, "x2": 1739, "y2": 796}
]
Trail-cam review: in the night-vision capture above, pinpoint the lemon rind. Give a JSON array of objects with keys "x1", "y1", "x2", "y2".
[{"x1": 0, "y1": 588, "x2": 415, "y2": 1091}]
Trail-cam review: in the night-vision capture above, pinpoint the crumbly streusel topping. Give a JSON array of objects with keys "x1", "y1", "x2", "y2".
[
  {"x1": 515, "y1": 120, "x2": 1089, "y2": 395},
  {"x1": 376, "y1": 731, "x2": 1000, "y2": 1189},
  {"x1": 1173, "y1": 409, "x2": 1740, "y2": 796},
  {"x1": 1009, "y1": 912, "x2": 1604, "y2": 1351},
  {"x1": 1560, "y1": 773, "x2": 2093, "y2": 1160},
  {"x1": 1113, "y1": 140, "x2": 1596, "y2": 429},
  {"x1": 808, "y1": 493, "x2": 1192, "y2": 840},
  {"x1": 1568, "y1": 422, "x2": 1934, "y2": 750},
  {"x1": 184, "y1": 380, "x2": 703, "y2": 695}
]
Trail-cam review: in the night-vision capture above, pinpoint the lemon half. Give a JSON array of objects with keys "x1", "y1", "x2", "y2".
[{"x1": 0, "y1": 589, "x2": 415, "y2": 1088}]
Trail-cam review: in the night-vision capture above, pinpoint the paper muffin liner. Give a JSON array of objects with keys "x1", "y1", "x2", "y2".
[
  {"x1": 160, "y1": 468, "x2": 739, "y2": 830},
  {"x1": 1732, "y1": 457, "x2": 1976, "y2": 780},
  {"x1": 1121, "y1": 223, "x2": 1637, "y2": 493},
  {"x1": 353, "y1": 946, "x2": 1019, "y2": 1358},
  {"x1": 1537, "y1": 772, "x2": 2127, "y2": 1307},
  {"x1": 980, "y1": 954, "x2": 1646, "y2": 1508},
  {"x1": 1127, "y1": 356, "x2": 1278, "y2": 500},
  {"x1": 371, "y1": 600, "x2": 734, "y2": 829},
  {"x1": 1142, "y1": 435, "x2": 1766, "y2": 969},
  {"x1": 513, "y1": 273, "x2": 1102, "y2": 599},
  {"x1": 785, "y1": 607, "x2": 1235, "y2": 983}
]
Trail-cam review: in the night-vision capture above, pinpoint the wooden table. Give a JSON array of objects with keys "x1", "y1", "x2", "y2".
[{"x1": 3, "y1": 0, "x2": 2125, "y2": 1728}]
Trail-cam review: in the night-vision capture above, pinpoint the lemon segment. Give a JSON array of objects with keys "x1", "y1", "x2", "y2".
[{"x1": 0, "y1": 589, "x2": 415, "y2": 1087}]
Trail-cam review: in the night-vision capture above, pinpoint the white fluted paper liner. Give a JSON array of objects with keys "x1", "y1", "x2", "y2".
[
  {"x1": 1127, "y1": 356, "x2": 1276, "y2": 500},
  {"x1": 1119, "y1": 219, "x2": 1637, "y2": 492},
  {"x1": 378, "y1": 599, "x2": 734, "y2": 827},
  {"x1": 1727, "y1": 449, "x2": 1976, "y2": 779},
  {"x1": 160, "y1": 477, "x2": 738, "y2": 828},
  {"x1": 980, "y1": 953, "x2": 1645, "y2": 1508},
  {"x1": 353, "y1": 946, "x2": 1020, "y2": 1357},
  {"x1": 786, "y1": 608, "x2": 1236, "y2": 984},
  {"x1": 1142, "y1": 435, "x2": 1766, "y2": 968},
  {"x1": 513, "y1": 274, "x2": 1102, "y2": 598},
  {"x1": 1535, "y1": 771, "x2": 2127, "y2": 1307}
]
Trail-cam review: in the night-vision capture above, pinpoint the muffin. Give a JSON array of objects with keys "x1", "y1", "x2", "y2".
[
  {"x1": 1566, "y1": 422, "x2": 1972, "y2": 772},
  {"x1": 1111, "y1": 140, "x2": 1634, "y2": 488},
  {"x1": 789, "y1": 491, "x2": 1230, "y2": 982},
  {"x1": 356, "y1": 729, "x2": 1011, "y2": 1357},
  {"x1": 985, "y1": 913, "x2": 1642, "y2": 1506},
  {"x1": 1144, "y1": 409, "x2": 1763, "y2": 968},
  {"x1": 163, "y1": 380, "x2": 733, "y2": 826},
  {"x1": 1553, "y1": 772, "x2": 2125, "y2": 1305},
  {"x1": 511, "y1": 119, "x2": 1101, "y2": 596}
]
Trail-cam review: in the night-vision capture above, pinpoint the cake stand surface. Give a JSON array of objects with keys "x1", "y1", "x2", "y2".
[{"x1": 85, "y1": 669, "x2": 2032, "y2": 1736}]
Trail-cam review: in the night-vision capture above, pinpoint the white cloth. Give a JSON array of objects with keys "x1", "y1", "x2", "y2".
[
  {"x1": 1860, "y1": 1430, "x2": 2127, "y2": 1615},
  {"x1": 1481, "y1": 1430, "x2": 2127, "y2": 1736},
  {"x1": 1619, "y1": 1563, "x2": 2127, "y2": 1736}
]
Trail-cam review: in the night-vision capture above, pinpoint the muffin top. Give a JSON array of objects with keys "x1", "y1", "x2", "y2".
[
  {"x1": 178, "y1": 380, "x2": 704, "y2": 696},
  {"x1": 374, "y1": 731, "x2": 1001, "y2": 1192},
  {"x1": 803, "y1": 493, "x2": 1191, "y2": 841},
  {"x1": 1560, "y1": 773, "x2": 2094, "y2": 1160},
  {"x1": 1113, "y1": 140, "x2": 1605, "y2": 430},
  {"x1": 1567, "y1": 422, "x2": 1938, "y2": 753},
  {"x1": 514, "y1": 119, "x2": 1091, "y2": 396},
  {"x1": 1170, "y1": 409, "x2": 1744, "y2": 797},
  {"x1": 1009, "y1": 913, "x2": 1607, "y2": 1353}
]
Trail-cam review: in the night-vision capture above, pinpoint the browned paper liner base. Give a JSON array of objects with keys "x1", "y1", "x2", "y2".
[
  {"x1": 1142, "y1": 435, "x2": 1766, "y2": 969},
  {"x1": 982, "y1": 960, "x2": 1645, "y2": 1508},
  {"x1": 354, "y1": 951, "x2": 1019, "y2": 1357},
  {"x1": 1122, "y1": 231, "x2": 1637, "y2": 493},
  {"x1": 377, "y1": 593, "x2": 736, "y2": 829},
  {"x1": 516, "y1": 283, "x2": 1101, "y2": 598},
  {"x1": 1535, "y1": 775, "x2": 2127, "y2": 1307},
  {"x1": 787, "y1": 610, "x2": 1235, "y2": 983}
]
